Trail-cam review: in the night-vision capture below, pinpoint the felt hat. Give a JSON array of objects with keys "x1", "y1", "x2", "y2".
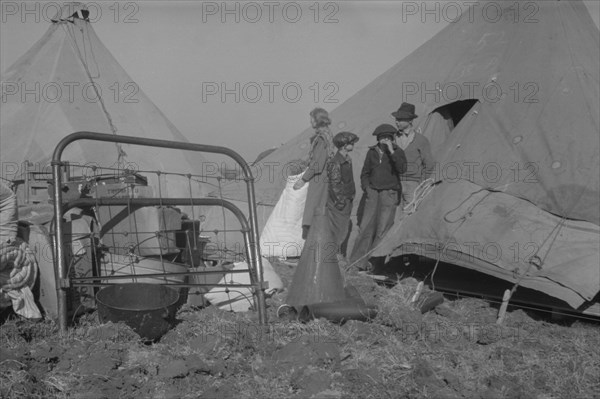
[{"x1": 391, "y1": 102, "x2": 418, "y2": 120}]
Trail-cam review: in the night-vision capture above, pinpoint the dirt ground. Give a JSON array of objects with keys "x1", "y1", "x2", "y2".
[{"x1": 1, "y1": 258, "x2": 599, "y2": 399}]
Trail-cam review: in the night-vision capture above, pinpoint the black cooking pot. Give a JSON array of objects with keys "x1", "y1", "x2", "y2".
[{"x1": 96, "y1": 283, "x2": 180, "y2": 342}]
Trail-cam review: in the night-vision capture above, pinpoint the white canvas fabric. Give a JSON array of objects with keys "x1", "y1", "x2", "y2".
[
  {"x1": 260, "y1": 173, "x2": 307, "y2": 259},
  {"x1": 0, "y1": 182, "x2": 18, "y2": 243},
  {"x1": 204, "y1": 257, "x2": 283, "y2": 312}
]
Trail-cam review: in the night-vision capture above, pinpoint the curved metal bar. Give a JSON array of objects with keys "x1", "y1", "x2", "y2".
[
  {"x1": 52, "y1": 132, "x2": 266, "y2": 332},
  {"x1": 64, "y1": 197, "x2": 249, "y2": 232},
  {"x1": 52, "y1": 132, "x2": 249, "y2": 172}
]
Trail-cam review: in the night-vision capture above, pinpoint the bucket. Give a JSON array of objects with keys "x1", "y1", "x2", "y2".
[{"x1": 96, "y1": 283, "x2": 180, "y2": 341}]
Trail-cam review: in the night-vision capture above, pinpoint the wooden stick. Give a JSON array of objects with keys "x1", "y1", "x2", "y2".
[
  {"x1": 496, "y1": 289, "x2": 511, "y2": 325},
  {"x1": 411, "y1": 281, "x2": 424, "y2": 304}
]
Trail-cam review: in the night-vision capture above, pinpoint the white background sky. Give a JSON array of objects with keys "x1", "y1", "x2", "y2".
[{"x1": 2, "y1": 1, "x2": 599, "y2": 161}]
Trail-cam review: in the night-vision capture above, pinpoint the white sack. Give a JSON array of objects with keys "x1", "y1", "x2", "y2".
[{"x1": 259, "y1": 173, "x2": 306, "y2": 259}]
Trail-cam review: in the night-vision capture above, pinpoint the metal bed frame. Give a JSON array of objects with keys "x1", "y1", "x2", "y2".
[{"x1": 51, "y1": 132, "x2": 267, "y2": 333}]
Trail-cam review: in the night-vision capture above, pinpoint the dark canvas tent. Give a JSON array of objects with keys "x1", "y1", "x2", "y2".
[
  {"x1": 219, "y1": 0, "x2": 599, "y2": 310},
  {"x1": 0, "y1": 3, "x2": 216, "y2": 199}
]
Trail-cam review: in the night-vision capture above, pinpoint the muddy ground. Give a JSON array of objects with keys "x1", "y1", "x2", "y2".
[{"x1": 1, "y1": 259, "x2": 599, "y2": 398}]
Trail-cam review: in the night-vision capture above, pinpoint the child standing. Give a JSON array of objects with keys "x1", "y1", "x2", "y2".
[
  {"x1": 326, "y1": 131, "x2": 359, "y2": 258},
  {"x1": 349, "y1": 124, "x2": 407, "y2": 271}
]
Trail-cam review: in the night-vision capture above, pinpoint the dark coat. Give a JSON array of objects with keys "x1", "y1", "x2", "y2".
[
  {"x1": 327, "y1": 152, "x2": 355, "y2": 210},
  {"x1": 360, "y1": 144, "x2": 407, "y2": 191}
]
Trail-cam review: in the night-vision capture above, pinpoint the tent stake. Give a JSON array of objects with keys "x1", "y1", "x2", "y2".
[
  {"x1": 496, "y1": 289, "x2": 511, "y2": 325},
  {"x1": 410, "y1": 281, "x2": 424, "y2": 304}
]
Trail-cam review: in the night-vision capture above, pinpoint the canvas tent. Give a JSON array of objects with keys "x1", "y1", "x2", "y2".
[
  {"x1": 0, "y1": 3, "x2": 217, "y2": 200},
  {"x1": 219, "y1": 0, "x2": 599, "y2": 310}
]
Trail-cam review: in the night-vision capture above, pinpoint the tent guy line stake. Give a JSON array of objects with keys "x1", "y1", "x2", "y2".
[
  {"x1": 496, "y1": 289, "x2": 511, "y2": 325},
  {"x1": 410, "y1": 281, "x2": 424, "y2": 304}
]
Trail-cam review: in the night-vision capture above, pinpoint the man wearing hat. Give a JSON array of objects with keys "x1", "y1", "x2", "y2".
[
  {"x1": 349, "y1": 124, "x2": 407, "y2": 271},
  {"x1": 326, "y1": 131, "x2": 359, "y2": 258},
  {"x1": 392, "y1": 102, "x2": 435, "y2": 220}
]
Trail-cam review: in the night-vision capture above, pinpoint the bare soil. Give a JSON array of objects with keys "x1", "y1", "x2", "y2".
[{"x1": 1, "y1": 258, "x2": 599, "y2": 399}]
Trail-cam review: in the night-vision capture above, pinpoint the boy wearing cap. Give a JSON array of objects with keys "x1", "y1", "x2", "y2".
[
  {"x1": 349, "y1": 124, "x2": 407, "y2": 271},
  {"x1": 326, "y1": 132, "x2": 359, "y2": 257}
]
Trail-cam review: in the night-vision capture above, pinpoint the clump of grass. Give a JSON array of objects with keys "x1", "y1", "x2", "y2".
[
  {"x1": 374, "y1": 278, "x2": 423, "y2": 331},
  {"x1": 0, "y1": 367, "x2": 61, "y2": 399},
  {"x1": 0, "y1": 315, "x2": 60, "y2": 347}
]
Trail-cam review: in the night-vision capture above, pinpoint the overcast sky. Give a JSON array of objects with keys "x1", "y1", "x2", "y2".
[{"x1": 2, "y1": 1, "x2": 599, "y2": 161}]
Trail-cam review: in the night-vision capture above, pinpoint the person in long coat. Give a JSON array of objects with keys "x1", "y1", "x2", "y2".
[
  {"x1": 285, "y1": 109, "x2": 347, "y2": 310},
  {"x1": 293, "y1": 108, "x2": 335, "y2": 239}
]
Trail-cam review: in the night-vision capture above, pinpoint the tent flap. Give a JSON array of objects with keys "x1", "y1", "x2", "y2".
[{"x1": 374, "y1": 180, "x2": 600, "y2": 308}]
